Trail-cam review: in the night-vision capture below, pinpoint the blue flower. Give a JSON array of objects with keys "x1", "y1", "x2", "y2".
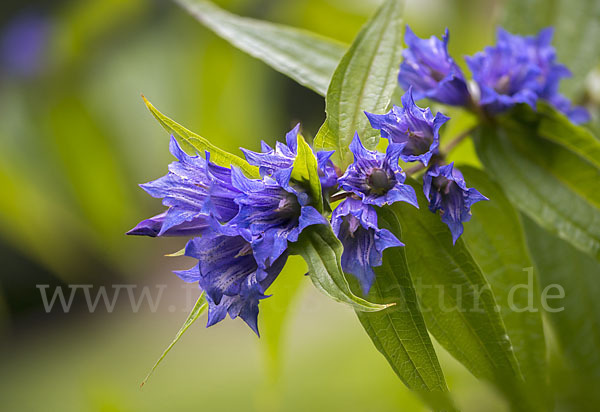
[
  {"x1": 338, "y1": 134, "x2": 418, "y2": 208},
  {"x1": 176, "y1": 233, "x2": 288, "y2": 335},
  {"x1": 242, "y1": 123, "x2": 340, "y2": 193},
  {"x1": 126, "y1": 210, "x2": 212, "y2": 237},
  {"x1": 366, "y1": 89, "x2": 450, "y2": 166},
  {"x1": 316, "y1": 150, "x2": 339, "y2": 193},
  {"x1": 127, "y1": 136, "x2": 240, "y2": 237},
  {"x1": 423, "y1": 163, "x2": 488, "y2": 244},
  {"x1": 467, "y1": 27, "x2": 589, "y2": 123},
  {"x1": 229, "y1": 167, "x2": 327, "y2": 269},
  {"x1": 241, "y1": 124, "x2": 300, "y2": 180},
  {"x1": 398, "y1": 26, "x2": 471, "y2": 106},
  {"x1": 332, "y1": 198, "x2": 403, "y2": 295}
]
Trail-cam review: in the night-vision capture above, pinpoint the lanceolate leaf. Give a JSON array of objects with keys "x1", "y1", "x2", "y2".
[
  {"x1": 391, "y1": 179, "x2": 524, "y2": 402},
  {"x1": 356, "y1": 207, "x2": 455, "y2": 410},
  {"x1": 141, "y1": 292, "x2": 208, "y2": 387},
  {"x1": 474, "y1": 107, "x2": 600, "y2": 262},
  {"x1": 142, "y1": 96, "x2": 260, "y2": 178},
  {"x1": 522, "y1": 215, "x2": 600, "y2": 408},
  {"x1": 537, "y1": 102, "x2": 600, "y2": 169},
  {"x1": 314, "y1": 0, "x2": 405, "y2": 168},
  {"x1": 290, "y1": 224, "x2": 391, "y2": 312},
  {"x1": 174, "y1": 0, "x2": 346, "y2": 96},
  {"x1": 291, "y1": 134, "x2": 323, "y2": 212},
  {"x1": 460, "y1": 166, "x2": 548, "y2": 410}
]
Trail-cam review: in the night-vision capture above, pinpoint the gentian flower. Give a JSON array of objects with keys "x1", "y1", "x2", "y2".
[
  {"x1": 176, "y1": 233, "x2": 288, "y2": 335},
  {"x1": 366, "y1": 89, "x2": 450, "y2": 166},
  {"x1": 423, "y1": 163, "x2": 488, "y2": 244},
  {"x1": 241, "y1": 124, "x2": 299, "y2": 180},
  {"x1": 331, "y1": 198, "x2": 403, "y2": 294},
  {"x1": 398, "y1": 26, "x2": 471, "y2": 106},
  {"x1": 316, "y1": 150, "x2": 339, "y2": 193},
  {"x1": 467, "y1": 27, "x2": 589, "y2": 123},
  {"x1": 338, "y1": 134, "x2": 418, "y2": 208},
  {"x1": 243, "y1": 124, "x2": 340, "y2": 192},
  {"x1": 229, "y1": 167, "x2": 327, "y2": 268},
  {"x1": 127, "y1": 137, "x2": 240, "y2": 237}
]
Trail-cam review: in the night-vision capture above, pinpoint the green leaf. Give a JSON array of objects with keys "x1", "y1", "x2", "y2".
[
  {"x1": 290, "y1": 224, "x2": 392, "y2": 312},
  {"x1": 141, "y1": 292, "x2": 208, "y2": 387},
  {"x1": 474, "y1": 107, "x2": 600, "y2": 262},
  {"x1": 314, "y1": 0, "x2": 405, "y2": 167},
  {"x1": 537, "y1": 102, "x2": 600, "y2": 169},
  {"x1": 522, "y1": 215, "x2": 600, "y2": 409},
  {"x1": 291, "y1": 134, "x2": 323, "y2": 212},
  {"x1": 174, "y1": 0, "x2": 346, "y2": 97},
  {"x1": 356, "y1": 207, "x2": 455, "y2": 410},
  {"x1": 391, "y1": 179, "x2": 524, "y2": 402},
  {"x1": 460, "y1": 166, "x2": 549, "y2": 410},
  {"x1": 502, "y1": 0, "x2": 599, "y2": 97},
  {"x1": 142, "y1": 95, "x2": 260, "y2": 178}
]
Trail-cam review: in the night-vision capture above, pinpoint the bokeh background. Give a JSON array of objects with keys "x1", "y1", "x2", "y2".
[{"x1": 0, "y1": 0, "x2": 597, "y2": 411}]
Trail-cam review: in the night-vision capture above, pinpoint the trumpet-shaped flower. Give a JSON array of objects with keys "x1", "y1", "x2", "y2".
[
  {"x1": 127, "y1": 136, "x2": 240, "y2": 237},
  {"x1": 176, "y1": 233, "x2": 288, "y2": 335},
  {"x1": 241, "y1": 124, "x2": 300, "y2": 179},
  {"x1": 423, "y1": 163, "x2": 488, "y2": 244},
  {"x1": 467, "y1": 27, "x2": 589, "y2": 123},
  {"x1": 366, "y1": 89, "x2": 449, "y2": 166},
  {"x1": 332, "y1": 198, "x2": 403, "y2": 294},
  {"x1": 338, "y1": 134, "x2": 418, "y2": 208},
  {"x1": 398, "y1": 26, "x2": 471, "y2": 106},
  {"x1": 229, "y1": 167, "x2": 327, "y2": 269},
  {"x1": 316, "y1": 150, "x2": 339, "y2": 193}
]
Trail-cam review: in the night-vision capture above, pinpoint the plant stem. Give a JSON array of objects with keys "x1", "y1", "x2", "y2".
[{"x1": 443, "y1": 126, "x2": 475, "y2": 155}]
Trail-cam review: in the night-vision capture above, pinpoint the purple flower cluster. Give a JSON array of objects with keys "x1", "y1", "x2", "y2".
[
  {"x1": 130, "y1": 24, "x2": 588, "y2": 334},
  {"x1": 129, "y1": 126, "x2": 326, "y2": 334},
  {"x1": 332, "y1": 133, "x2": 418, "y2": 293},
  {"x1": 397, "y1": 25, "x2": 589, "y2": 124},
  {"x1": 130, "y1": 90, "x2": 489, "y2": 333},
  {"x1": 365, "y1": 89, "x2": 487, "y2": 245}
]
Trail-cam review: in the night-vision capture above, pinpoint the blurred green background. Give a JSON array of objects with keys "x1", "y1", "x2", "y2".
[{"x1": 0, "y1": 1, "x2": 594, "y2": 411}]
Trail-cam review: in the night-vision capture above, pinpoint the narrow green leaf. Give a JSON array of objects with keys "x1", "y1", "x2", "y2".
[
  {"x1": 142, "y1": 96, "x2": 260, "y2": 178},
  {"x1": 290, "y1": 224, "x2": 392, "y2": 312},
  {"x1": 537, "y1": 102, "x2": 600, "y2": 169},
  {"x1": 460, "y1": 166, "x2": 549, "y2": 410},
  {"x1": 391, "y1": 179, "x2": 525, "y2": 403},
  {"x1": 291, "y1": 134, "x2": 323, "y2": 212},
  {"x1": 174, "y1": 0, "x2": 346, "y2": 96},
  {"x1": 522, "y1": 215, "x2": 600, "y2": 408},
  {"x1": 314, "y1": 0, "x2": 405, "y2": 167},
  {"x1": 474, "y1": 108, "x2": 600, "y2": 262},
  {"x1": 356, "y1": 207, "x2": 455, "y2": 410},
  {"x1": 141, "y1": 292, "x2": 208, "y2": 387}
]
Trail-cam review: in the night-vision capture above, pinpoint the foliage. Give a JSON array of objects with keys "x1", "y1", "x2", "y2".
[
  {"x1": 4, "y1": 0, "x2": 597, "y2": 410},
  {"x1": 127, "y1": 1, "x2": 599, "y2": 410}
]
